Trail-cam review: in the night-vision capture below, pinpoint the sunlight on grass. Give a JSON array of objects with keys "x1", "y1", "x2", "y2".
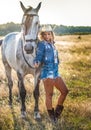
[{"x1": 0, "y1": 34, "x2": 91, "y2": 130}]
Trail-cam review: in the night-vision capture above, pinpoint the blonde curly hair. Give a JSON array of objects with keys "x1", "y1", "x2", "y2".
[
  {"x1": 38, "y1": 25, "x2": 55, "y2": 42},
  {"x1": 39, "y1": 31, "x2": 55, "y2": 42}
]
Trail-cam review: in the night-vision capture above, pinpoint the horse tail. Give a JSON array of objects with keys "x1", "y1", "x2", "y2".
[{"x1": 0, "y1": 39, "x2": 3, "y2": 46}]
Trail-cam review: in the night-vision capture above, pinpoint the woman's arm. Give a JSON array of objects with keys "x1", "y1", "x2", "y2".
[{"x1": 34, "y1": 42, "x2": 45, "y2": 67}]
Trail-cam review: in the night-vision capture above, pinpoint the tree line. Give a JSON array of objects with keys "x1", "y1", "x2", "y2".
[{"x1": 0, "y1": 22, "x2": 91, "y2": 36}]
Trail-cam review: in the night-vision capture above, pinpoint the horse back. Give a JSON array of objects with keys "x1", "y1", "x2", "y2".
[{"x1": 1, "y1": 32, "x2": 21, "y2": 69}]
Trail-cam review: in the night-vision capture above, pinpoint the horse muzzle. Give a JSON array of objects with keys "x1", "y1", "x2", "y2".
[{"x1": 24, "y1": 44, "x2": 34, "y2": 54}]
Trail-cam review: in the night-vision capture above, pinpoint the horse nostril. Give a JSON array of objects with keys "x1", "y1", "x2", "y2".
[{"x1": 24, "y1": 44, "x2": 34, "y2": 54}]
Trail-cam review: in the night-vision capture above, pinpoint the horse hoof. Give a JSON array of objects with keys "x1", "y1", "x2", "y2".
[
  {"x1": 8, "y1": 102, "x2": 12, "y2": 108},
  {"x1": 34, "y1": 111, "x2": 41, "y2": 121},
  {"x1": 9, "y1": 105, "x2": 13, "y2": 109},
  {"x1": 16, "y1": 98, "x2": 21, "y2": 103},
  {"x1": 21, "y1": 111, "x2": 27, "y2": 119}
]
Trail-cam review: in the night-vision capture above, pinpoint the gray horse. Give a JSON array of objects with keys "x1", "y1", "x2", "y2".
[{"x1": 1, "y1": 1, "x2": 41, "y2": 120}]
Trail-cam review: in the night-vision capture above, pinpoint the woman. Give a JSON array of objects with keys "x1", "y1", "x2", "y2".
[{"x1": 34, "y1": 25, "x2": 68, "y2": 123}]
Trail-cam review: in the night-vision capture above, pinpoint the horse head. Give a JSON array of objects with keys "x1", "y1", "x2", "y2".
[{"x1": 20, "y1": 1, "x2": 41, "y2": 54}]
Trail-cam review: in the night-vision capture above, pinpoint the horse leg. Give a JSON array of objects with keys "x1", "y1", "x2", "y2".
[
  {"x1": 17, "y1": 72, "x2": 26, "y2": 118},
  {"x1": 5, "y1": 64, "x2": 13, "y2": 107},
  {"x1": 33, "y1": 74, "x2": 41, "y2": 120},
  {"x1": 16, "y1": 81, "x2": 21, "y2": 102}
]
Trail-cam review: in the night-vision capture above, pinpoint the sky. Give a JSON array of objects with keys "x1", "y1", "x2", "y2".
[{"x1": 0, "y1": 0, "x2": 91, "y2": 26}]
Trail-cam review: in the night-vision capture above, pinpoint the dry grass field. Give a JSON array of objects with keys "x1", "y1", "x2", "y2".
[{"x1": 0, "y1": 34, "x2": 91, "y2": 130}]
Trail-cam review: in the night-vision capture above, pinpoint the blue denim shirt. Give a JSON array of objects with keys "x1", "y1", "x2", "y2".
[{"x1": 34, "y1": 40, "x2": 60, "y2": 79}]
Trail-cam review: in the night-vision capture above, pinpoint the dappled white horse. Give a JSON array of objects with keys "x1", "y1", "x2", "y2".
[{"x1": 1, "y1": 1, "x2": 41, "y2": 120}]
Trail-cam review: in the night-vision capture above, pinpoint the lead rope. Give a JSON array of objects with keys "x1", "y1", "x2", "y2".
[{"x1": 21, "y1": 40, "x2": 35, "y2": 69}]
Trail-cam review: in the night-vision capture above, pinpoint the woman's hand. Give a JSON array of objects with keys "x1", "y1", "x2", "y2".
[{"x1": 34, "y1": 62, "x2": 40, "y2": 68}]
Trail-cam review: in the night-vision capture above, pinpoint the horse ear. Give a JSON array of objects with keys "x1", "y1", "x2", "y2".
[
  {"x1": 20, "y1": 1, "x2": 26, "y2": 12},
  {"x1": 35, "y1": 2, "x2": 42, "y2": 12}
]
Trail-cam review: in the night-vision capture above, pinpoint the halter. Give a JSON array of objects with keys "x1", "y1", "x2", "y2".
[
  {"x1": 21, "y1": 40, "x2": 35, "y2": 69},
  {"x1": 21, "y1": 13, "x2": 39, "y2": 69},
  {"x1": 25, "y1": 38, "x2": 38, "y2": 43}
]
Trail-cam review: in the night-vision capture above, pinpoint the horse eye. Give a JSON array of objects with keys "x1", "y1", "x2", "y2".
[
  {"x1": 38, "y1": 25, "x2": 40, "y2": 29},
  {"x1": 36, "y1": 22, "x2": 38, "y2": 25}
]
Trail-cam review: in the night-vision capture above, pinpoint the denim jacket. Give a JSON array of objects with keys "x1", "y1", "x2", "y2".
[{"x1": 34, "y1": 40, "x2": 60, "y2": 79}]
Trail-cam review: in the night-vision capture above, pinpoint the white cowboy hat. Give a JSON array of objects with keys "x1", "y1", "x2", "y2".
[{"x1": 40, "y1": 25, "x2": 53, "y2": 32}]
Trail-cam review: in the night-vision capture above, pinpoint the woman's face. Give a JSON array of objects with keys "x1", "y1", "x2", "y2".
[{"x1": 42, "y1": 31, "x2": 53, "y2": 42}]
